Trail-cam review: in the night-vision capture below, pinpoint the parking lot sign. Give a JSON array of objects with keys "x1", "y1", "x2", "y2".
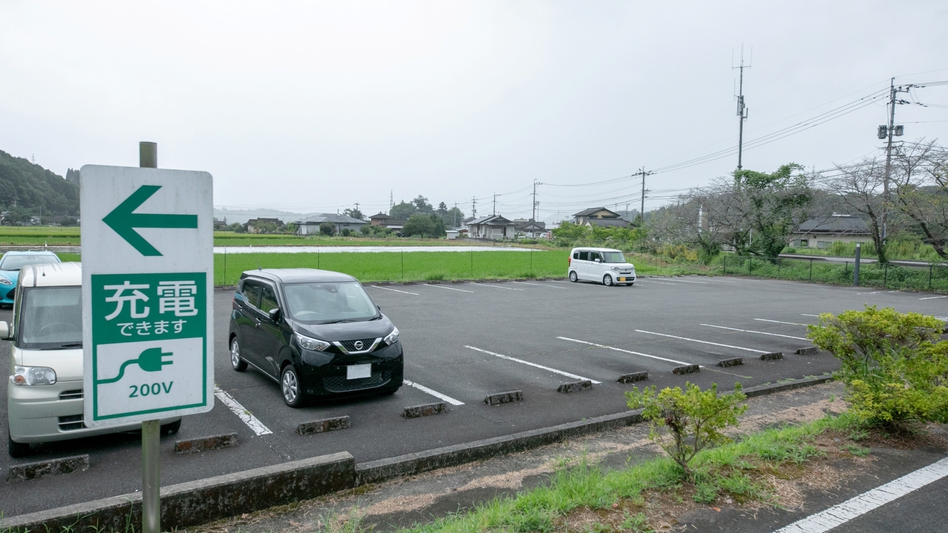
[{"x1": 81, "y1": 165, "x2": 214, "y2": 426}]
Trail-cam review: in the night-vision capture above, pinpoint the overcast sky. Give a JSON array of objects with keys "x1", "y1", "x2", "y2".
[{"x1": 2, "y1": 1, "x2": 946, "y2": 224}]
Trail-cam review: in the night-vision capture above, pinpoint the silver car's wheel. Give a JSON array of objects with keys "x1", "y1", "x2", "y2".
[
  {"x1": 569, "y1": 271, "x2": 578, "y2": 283},
  {"x1": 281, "y1": 365, "x2": 303, "y2": 407},
  {"x1": 230, "y1": 337, "x2": 247, "y2": 372},
  {"x1": 603, "y1": 274, "x2": 614, "y2": 286}
]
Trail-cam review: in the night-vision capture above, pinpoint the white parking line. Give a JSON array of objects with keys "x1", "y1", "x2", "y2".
[
  {"x1": 464, "y1": 345, "x2": 601, "y2": 384},
  {"x1": 214, "y1": 386, "x2": 273, "y2": 436},
  {"x1": 641, "y1": 279, "x2": 677, "y2": 285},
  {"x1": 658, "y1": 278, "x2": 708, "y2": 284},
  {"x1": 701, "y1": 324, "x2": 809, "y2": 341},
  {"x1": 773, "y1": 456, "x2": 948, "y2": 533},
  {"x1": 801, "y1": 314, "x2": 820, "y2": 318},
  {"x1": 919, "y1": 295, "x2": 947, "y2": 301},
  {"x1": 514, "y1": 282, "x2": 567, "y2": 289},
  {"x1": 403, "y1": 379, "x2": 465, "y2": 405},
  {"x1": 754, "y1": 318, "x2": 809, "y2": 326},
  {"x1": 634, "y1": 330, "x2": 770, "y2": 354},
  {"x1": 369, "y1": 285, "x2": 419, "y2": 295},
  {"x1": 477, "y1": 284, "x2": 524, "y2": 291},
  {"x1": 558, "y1": 337, "x2": 692, "y2": 366},
  {"x1": 422, "y1": 284, "x2": 475, "y2": 293}
]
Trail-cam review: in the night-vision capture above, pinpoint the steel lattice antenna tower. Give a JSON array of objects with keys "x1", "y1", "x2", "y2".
[{"x1": 734, "y1": 47, "x2": 751, "y2": 171}]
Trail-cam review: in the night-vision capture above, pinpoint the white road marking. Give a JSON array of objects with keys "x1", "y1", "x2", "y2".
[
  {"x1": 919, "y1": 295, "x2": 947, "y2": 301},
  {"x1": 214, "y1": 386, "x2": 272, "y2": 436},
  {"x1": 403, "y1": 379, "x2": 465, "y2": 406},
  {"x1": 558, "y1": 337, "x2": 692, "y2": 366},
  {"x1": 422, "y1": 284, "x2": 475, "y2": 293},
  {"x1": 514, "y1": 282, "x2": 567, "y2": 289},
  {"x1": 857, "y1": 291, "x2": 884, "y2": 295},
  {"x1": 773, "y1": 456, "x2": 948, "y2": 533},
  {"x1": 700, "y1": 324, "x2": 809, "y2": 341},
  {"x1": 464, "y1": 345, "x2": 601, "y2": 384},
  {"x1": 658, "y1": 278, "x2": 708, "y2": 284},
  {"x1": 634, "y1": 330, "x2": 770, "y2": 354},
  {"x1": 801, "y1": 314, "x2": 821, "y2": 317},
  {"x1": 641, "y1": 279, "x2": 677, "y2": 285},
  {"x1": 369, "y1": 285, "x2": 419, "y2": 295},
  {"x1": 754, "y1": 318, "x2": 809, "y2": 326},
  {"x1": 478, "y1": 284, "x2": 524, "y2": 291}
]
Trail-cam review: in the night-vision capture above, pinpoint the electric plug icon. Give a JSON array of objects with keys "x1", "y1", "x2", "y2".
[{"x1": 98, "y1": 347, "x2": 173, "y2": 384}]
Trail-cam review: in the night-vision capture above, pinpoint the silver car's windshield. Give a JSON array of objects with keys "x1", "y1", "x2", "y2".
[
  {"x1": 283, "y1": 281, "x2": 378, "y2": 323},
  {"x1": 601, "y1": 251, "x2": 627, "y2": 263},
  {"x1": 0, "y1": 254, "x2": 60, "y2": 271},
  {"x1": 18, "y1": 286, "x2": 83, "y2": 349}
]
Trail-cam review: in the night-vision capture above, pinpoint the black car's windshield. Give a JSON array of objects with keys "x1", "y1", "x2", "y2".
[
  {"x1": 283, "y1": 281, "x2": 378, "y2": 323},
  {"x1": 18, "y1": 286, "x2": 83, "y2": 349},
  {"x1": 0, "y1": 254, "x2": 60, "y2": 271},
  {"x1": 601, "y1": 251, "x2": 627, "y2": 263}
]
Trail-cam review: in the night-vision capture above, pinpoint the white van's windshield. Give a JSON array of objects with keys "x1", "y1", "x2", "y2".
[
  {"x1": 18, "y1": 286, "x2": 83, "y2": 349},
  {"x1": 601, "y1": 251, "x2": 627, "y2": 263},
  {"x1": 283, "y1": 281, "x2": 378, "y2": 323}
]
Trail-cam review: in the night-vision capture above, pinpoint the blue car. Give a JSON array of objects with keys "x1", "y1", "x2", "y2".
[{"x1": 0, "y1": 250, "x2": 61, "y2": 306}]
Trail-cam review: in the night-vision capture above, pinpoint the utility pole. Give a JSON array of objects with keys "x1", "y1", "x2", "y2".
[
  {"x1": 389, "y1": 190, "x2": 394, "y2": 212},
  {"x1": 733, "y1": 48, "x2": 751, "y2": 171},
  {"x1": 532, "y1": 180, "x2": 541, "y2": 222},
  {"x1": 492, "y1": 193, "x2": 499, "y2": 216},
  {"x1": 471, "y1": 197, "x2": 477, "y2": 218},
  {"x1": 633, "y1": 167, "x2": 652, "y2": 224},
  {"x1": 879, "y1": 77, "x2": 909, "y2": 245}
]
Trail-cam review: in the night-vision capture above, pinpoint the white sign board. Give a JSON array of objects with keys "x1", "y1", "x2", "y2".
[{"x1": 80, "y1": 165, "x2": 214, "y2": 426}]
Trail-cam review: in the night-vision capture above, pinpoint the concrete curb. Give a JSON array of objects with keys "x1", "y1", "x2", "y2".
[{"x1": 0, "y1": 376, "x2": 835, "y2": 532}]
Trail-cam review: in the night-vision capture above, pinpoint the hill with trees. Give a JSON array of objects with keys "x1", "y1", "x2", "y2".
[{"x1": 0, "y1": 149, "x2": 79, "y2": 221}]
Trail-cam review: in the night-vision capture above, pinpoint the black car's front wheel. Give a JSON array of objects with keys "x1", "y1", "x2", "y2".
[{"x1": 281, "y1": 365, "x2": 303, "y2": 408}]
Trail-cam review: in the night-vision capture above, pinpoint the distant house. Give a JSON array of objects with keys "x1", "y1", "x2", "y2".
[
  {"x1": 466, "y1": 214, "x2": 516, "y2": 240},
  {"x1": 369, "y1": 213, "x2": 407, "y2": 231},
  {"x1": 791, "y1": 214, "x2": 871, "y2": 249},
  {"x1": 246, "y1": 217, "x2": 284, "y2": 234},
  {"x1": 513, "y1": 219, "x2": 548, "y2": 239},
  {"x1": 295, "y1": 213, "x2": 368, "y2": 235},
  {"x1": 572, "y1": 207, "x2": 633, "y2": 229}
]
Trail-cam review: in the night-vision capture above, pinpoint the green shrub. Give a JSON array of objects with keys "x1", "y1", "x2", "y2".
[
  {"x1": 807, "y1": 306, "x2": 948, "y2": 428},
  {"x1": 626, "y1": 382, "x2": 747, "y2": 481}
]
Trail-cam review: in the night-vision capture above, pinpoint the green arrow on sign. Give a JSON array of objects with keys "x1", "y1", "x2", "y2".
[{"x1": 102, "y1": 185, "x2": 198, "y2": 256}]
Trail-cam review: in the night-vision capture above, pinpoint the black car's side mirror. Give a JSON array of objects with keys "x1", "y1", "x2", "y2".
[{"x1": 268, "y1": 308, "x2": 282, "y2": 322}]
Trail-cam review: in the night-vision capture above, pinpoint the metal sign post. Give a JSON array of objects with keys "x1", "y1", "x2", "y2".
[{"x1": 80, "y1": 143, "x2": 214, "y2": 533}]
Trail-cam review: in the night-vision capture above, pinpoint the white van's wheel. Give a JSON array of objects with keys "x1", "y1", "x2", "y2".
[
  {"x1": 569, "y1": 271, "x2": 578, "y2": 283},
  {"x1": 603, "y1": 274, "x2": 614, "y2": 286}
]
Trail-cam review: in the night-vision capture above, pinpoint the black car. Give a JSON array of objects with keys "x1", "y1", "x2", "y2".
[{"x1": 228, "y1": 268, "x2": 403, "y2": 406}]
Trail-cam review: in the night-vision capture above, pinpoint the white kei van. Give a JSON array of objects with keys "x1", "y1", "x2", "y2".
[
  {"x1": 567, "y1": 247, "x2": 636, "y2": 286},
  {"x1": 3, "y1": 262, "x2": 180, "y2": 457}
]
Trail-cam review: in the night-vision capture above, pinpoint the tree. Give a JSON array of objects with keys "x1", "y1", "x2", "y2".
[
  {"x1": 648, "y1": 192, "x2": 728, "y2": 262},
  {"x1": 412, "y1": 195, "x2": 434, "y2": 214},
  {"x1": 728, "y1": 163, "x2": 813, "y2": 259},
  {"x1": 440, "y1": 206, "x2": 465, "y2": 228},
  {"x1": 626, "y1": 382, "x2": 747, "y2": 481},
  {"x1": 823, "y1": 158, "x2": 889, "y2": 263},
  {"x1": 390, "y1": 201, "x2": 416, "y2": 221},
  {"x1": 402, "y1": 213, "x2": 445, "y2": 238},
  {"x1": 319, "y1": 221, "x2": 335, "y2": 236},
  {"x1": 891, "y1": 140, "x2": 948, "y2": 259},
  {"x1": 343, "y1": 207, "x2": 364, "y2": 220}
]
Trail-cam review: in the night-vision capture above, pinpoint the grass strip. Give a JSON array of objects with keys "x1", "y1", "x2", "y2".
[{"x1": 384, "y1": 413, "x2": 861, "y2": 533}]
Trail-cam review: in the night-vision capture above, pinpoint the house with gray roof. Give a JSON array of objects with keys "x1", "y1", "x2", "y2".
[
  {"x1": 572, "y1": 207, "x2": 633, "y2": 229},
  {"x1": 295, "y1": 213, "x2": 368, "y2": 235},
  {"x1": 791, "y1": 214, "x2": 871, "y2": 249},
  {"x1": 467, "y1": 214, "x2": 516, "y2": 240}
]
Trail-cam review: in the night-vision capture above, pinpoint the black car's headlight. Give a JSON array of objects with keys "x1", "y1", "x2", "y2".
[
  {"x1": 296, "y1": 333, "x2": 330, "y2": 352},
  {"x1": 11, "y1": 365, "x2": 57, "y2": 386},
  {"x1": 383, "y1": 326, "x2": 400, "y2": 346}
]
